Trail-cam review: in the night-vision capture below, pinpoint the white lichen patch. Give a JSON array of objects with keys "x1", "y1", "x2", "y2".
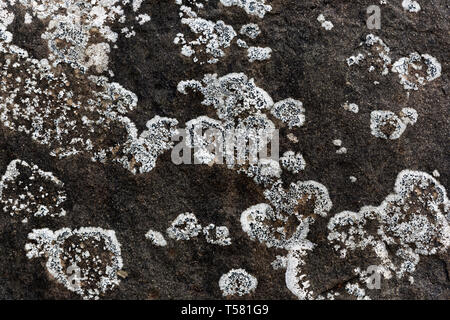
[
  {"x1": 347, "y1": 53, "x2": 365, "y2": 66},
  {"x1": 271, "y1": 255, "x2": 288, "y2": 270},
  {"x1": 179, "y1": 17, "x2": 236, "y2": 64},
  {"x1": 136, "y1": 14, "x2": 151, "y2": 25},
  {"x1": 345, "y1": 283, "x2": 371, "y2": 300},
  {"x1": 117, "y1": 116, "x2": 179, "y2": 174},
  {"x1": 271, "y1": 99, "x2": 305, "y2": 128},
  {"x1": 243, "y1": 159, "x2": 281, "y2": 186},
  {"x1": 241, "y1": 203, "x2": 313, "y2": 250},
  {"x1": 236, "y1": 38, "x2": 248, "y2": 48},
  {"x1": 0, "y1": 39, "x2": 177, "y2": 175},
  {"x1": 402, "y1": 0, "x2": 421, "y2": 12},
  {"x1": 84, "y1": 43, "x2": 111, "y2": 73},
  {"x1": 391, "y1": 53, "x2": 442, "y2": 90},
  {"x1": 25, "y1": 227, "x2": 123, "y2": 300},
  {"x1": 219, "y1": 0, "x2": 272, "y2": 18},
  {"x1": 370, "y1": 108, "x2": 418, "y2": 140},
  {"x1": 287, "y1": 133, "x2": 299, "y2": 143},
  {"x1": 20, "y1": 0, "x2": 151, "y2": 73},
  {"x1": 219, "y1": 269, "x2": 258, "y2": 296},
  {"x1": 285, "y1": 245, "x2": 316, "y2": 300},
  {"x1": 174, "y1": 1, "x2": 271, "y2": 64},
  {"x1": 174, "y1": 1, "x2": 236, "y2": 64},
  {"x1": 0, "y1": 160, "x2": 66, "y2": 220},
  {"x1": 23, "y1": 12, "x2": 33, "y2": 24},
  {"x1": 167, "y1": 212, "x2": 202, "y2": 241},
  {"x1": 317, "y1": 14, "x2": 333, "y2": 30},
  {"x1": 328, "y1": 170, "x2": 450, "y2": 281},
  {"x1": 240, "y1": 23, "x2": 261, "y2": 39},
  {"x1": 347, "y1": 34, "x2": 392, "y2": 76},
  {"x1": 399, "y1": 107, "x2": 418, "y2": 125},
  {"x1": 247, "y1": 46, "x2": 272, "y2": 62},
  {"x1": 178, "y1": 73, "x2": 274, "y2": 122},
  {"x1": 145, "y1": 230, "x2": 168, "y2": 247},
  {"x1": 280, "y1": 151, "x2": 306, "y2": 174},
  {"x1": 241, "y1": 180, "x2": 332, "y2": 250},
  {"x1": 333, "y1": 139, "x2": 347, "y2": 154},
  {"x1": 203, "y1": 224, "x2": 232, "y2": 246},
  {"x1": 0, "y1": 3, "x2": 14, "y2": 43},
  {"x1": 347, "y1": 35, "x2": 441, "y2": 93}
]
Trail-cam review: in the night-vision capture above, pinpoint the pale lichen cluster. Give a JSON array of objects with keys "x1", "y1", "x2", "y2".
[
  {"x1": 219, "y1": 268, "x2": 258, "y2": 296},
  {"x1": 402, "y1": 0, "x2": 421, "y2": 12},
  {"x1": 0, "y1": 0, "x2": 447, "y2": 301},
  {"x1": 164, "y1": 212, "x2": 232, "y2": 246},
  {"x1": 370, "y1": 108, "x2": 418, "y2": 140},
  {"x1": 328, "y1": 170, "x2": 449, "y2": 287},
  {"x1": 0, "y1": 160, "x2": 66, "y2": 221},
  {"x1": 174, "y1": 0, "x2": 272, "y2": 64}
]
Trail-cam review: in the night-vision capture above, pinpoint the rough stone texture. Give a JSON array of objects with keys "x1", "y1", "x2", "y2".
[{"x1": 0, "y1": 0, "x2": 448, "y2": 300}]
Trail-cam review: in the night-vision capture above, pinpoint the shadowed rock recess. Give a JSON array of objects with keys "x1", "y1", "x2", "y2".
[{"x1": 0, "y1": 0, "x2": 448, "y2": 300}]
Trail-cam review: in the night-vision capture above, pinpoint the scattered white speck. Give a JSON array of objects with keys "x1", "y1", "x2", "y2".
[
  {"x1": 392, "y1": 53, "x2": 441, "y2": 91},
  {"x1": 1, "y1": 160, "x2": 67, "y2": 220}
]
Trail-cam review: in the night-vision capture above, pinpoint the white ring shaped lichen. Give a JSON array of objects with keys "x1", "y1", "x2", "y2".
[{"x1": 25, "y1": 227, "x2": 124, "y2": 300}]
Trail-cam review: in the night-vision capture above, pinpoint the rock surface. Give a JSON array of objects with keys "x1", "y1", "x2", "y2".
[{"x1": 0, "y1": 0, "x2": 448, "y2": 300}]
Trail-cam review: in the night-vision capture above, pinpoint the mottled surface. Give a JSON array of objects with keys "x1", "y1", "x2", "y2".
[{"x1": 0, "y1": 0, "x2": 448, "y2": 299}]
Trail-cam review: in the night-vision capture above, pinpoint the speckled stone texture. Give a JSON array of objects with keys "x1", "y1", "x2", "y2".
[{"x1": 0, "y1": 0, "x2": 448, "y2": 300}]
